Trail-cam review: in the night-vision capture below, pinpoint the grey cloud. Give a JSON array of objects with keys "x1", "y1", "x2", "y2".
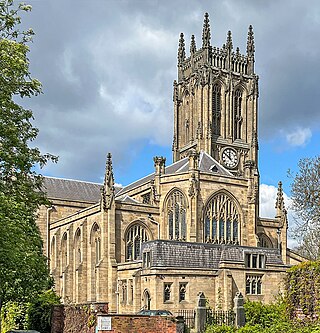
[{"x1": 21, "y1": 0, "x2": 320, "y2": 182}]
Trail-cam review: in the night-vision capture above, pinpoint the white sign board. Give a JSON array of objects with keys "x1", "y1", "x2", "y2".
[{"x1": 97, "y1": 316, "x2": 112, "y2": 331}]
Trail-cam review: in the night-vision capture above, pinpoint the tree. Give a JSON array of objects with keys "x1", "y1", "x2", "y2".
[
  {"x1": 0, "y1": 0, "x2": 57, "y2": 329},
  {"x1": 289, "y1": 156, "x2": 320, "y2": 260}
]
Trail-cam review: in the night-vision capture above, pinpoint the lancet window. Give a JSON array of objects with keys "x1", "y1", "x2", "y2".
[
  {"x1": 91, "y1": 223, "x2": 101, "y2": 265},
  {"x1": 204, "y1": 193, "x2": 239, "y2": 244},
  {"x1": 126, "y1": 224, "x2": 149, "y2": 261},
  {"x1": 74, "y1": 228, "x2": 81, "y2": 266},
  {"x1": 166, "y1": 190, "x2": 187, "y2": 241},
  {"x1": 61, "y1": 232, "x2": 68, "y2": 269},
  {"x1": 50, "y1": 236, "x2": 56, "y2": 271},
  {"x1": 233, "y1": 89, "x2": 242, "y2": 139},
  {"x1": 212, "y1": 84, "x2": 221, "y2": 135}
]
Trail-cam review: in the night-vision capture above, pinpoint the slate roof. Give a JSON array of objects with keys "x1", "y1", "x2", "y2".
[
  {"x1": 142, "y1": 240, "x2": 283, "y2": 269},
  {"x1": 116, "y1": 151, "x2": 233, "y2": 196},
  {"x1": 43, "y1": 177, "x2": 122, "y2": 203}
]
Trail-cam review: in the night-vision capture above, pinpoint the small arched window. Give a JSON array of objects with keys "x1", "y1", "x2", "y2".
[
  {"x1": 166, "y1": 190, "x2": 187, "y2": 241},
  {"x1": 126, "y1": 224, "x2": 149, "y2": 261},
  {"x1": 233, "y1": 89, "x2": 242, "y2": 139},
  {"x1": 74, "y1": 228, "x2": 81, "y2": 266},
  {"x1": 204, "y1": 193, "x2": 239, "y2": 244},
  {"x1": 212, "y1": 84, "x2": 221, "y2": 135},
  {"x1": 91, "y1": 224, "x2": 101, "y2": 265}
]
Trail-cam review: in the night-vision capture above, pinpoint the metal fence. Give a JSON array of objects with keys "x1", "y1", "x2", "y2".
[
  {"x1": 206, "y1": 309, "x2": 235, "y2": 326},
  {"x1": 175, "y1": 309, "x2": 195, "y2": 329}
]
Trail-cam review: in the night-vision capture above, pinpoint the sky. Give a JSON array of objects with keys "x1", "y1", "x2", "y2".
[{"x1": 19, "y1": 0, "x2": 320, "y2": 239}]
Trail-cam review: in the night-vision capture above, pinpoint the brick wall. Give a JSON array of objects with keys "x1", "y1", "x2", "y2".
[{"x1": 97, "y1": 314, "x2": 182, "y2": 333}]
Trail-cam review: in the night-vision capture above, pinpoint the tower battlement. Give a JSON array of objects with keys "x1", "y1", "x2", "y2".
[{"x1": 177, "y1": 13, "x2": 255, "y2": 82}]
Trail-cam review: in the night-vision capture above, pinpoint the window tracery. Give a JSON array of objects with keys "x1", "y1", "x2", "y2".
[
  {"x1": 166, "y1": 190, "x2": 187, "y2": 241},
  {"x1": 246, "y1": 275, "x2": 262, "y2": 295},
  {"x1": 204, "y1": 193, "x2": 239, "y2": 244},
  {"x1": 126, "y1": 224, "x2": 149, "y2": 261}
]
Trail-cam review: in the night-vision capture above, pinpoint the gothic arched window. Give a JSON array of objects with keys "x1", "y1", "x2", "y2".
[
  {"x1": 233, "y1": 89, "x2": 242, "y2": 140},
  {"x1": 166, "y1": 190, "x2": 187, "y2": 241},
  {"x1": 204, "y1": 193, "x2": 239, "y2": 244},
  {"x1": 74, "y1": 228, "x2": 81, "y2": 266},
  {"x1": 212, "y1": 84, "x2": 221, "y2": 135},
  {"x1": 126, "y1": 224, "x2": 149, "y2": 261},
  {"x1": 91, "y1": 223, "x2": 101, "y2": 265},
  {"x1": 258, "y1": 233, "x2": 273, "y2": 248}
]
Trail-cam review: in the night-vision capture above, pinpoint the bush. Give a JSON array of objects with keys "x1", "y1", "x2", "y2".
[
  {"x1": 27, "y1": 289, "x2": 60, "y2": 333},
  {"x1": 0, "y1": 301, "x2": 29, "y2": 333},
  {"x1": 244, "y1": 300, "x2": 286, "y2": 328},
  {"x1": 205, "y1": 324, "x2": 236, "y2": 333}
]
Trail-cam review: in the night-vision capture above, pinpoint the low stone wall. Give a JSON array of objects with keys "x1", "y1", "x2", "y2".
[
  {"x1": 97, "y1": 314, "x2": 182, "y2": 333},
  {"x1": 51, "y1": 304, "x2": 183, "y2": 333}
]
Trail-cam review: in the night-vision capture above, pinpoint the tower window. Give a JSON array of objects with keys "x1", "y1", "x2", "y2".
[
  {"x1": 212, "y1": 84, "x2": 221, "y2": 135},
  {"x1": 233, "y1": 89, "x2": 242, "y2": 139}
]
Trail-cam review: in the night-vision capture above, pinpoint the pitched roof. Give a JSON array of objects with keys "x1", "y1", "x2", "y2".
[
  {"x1": 116, "y1": 151, "x2": 233, "y2": 196},
  {"x1": 43, "y1": 176, "x2": 122, "y2": 203},
  {"x1": 142, "y1": 240, "x2": 284, "y2": 269}
]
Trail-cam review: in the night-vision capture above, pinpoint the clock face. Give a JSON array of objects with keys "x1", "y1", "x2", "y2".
[{"x1": 221, "y1": 148, "x2": 238, "y2": 169}]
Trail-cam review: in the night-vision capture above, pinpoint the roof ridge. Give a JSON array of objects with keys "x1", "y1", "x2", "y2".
[{"x1": 44, "y1": 175, "x2": 102, "y2": 186}]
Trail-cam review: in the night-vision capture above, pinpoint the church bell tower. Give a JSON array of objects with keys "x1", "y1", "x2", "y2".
[{"x1": 172, "y1": 13, "x2": 259, "y2": 177}]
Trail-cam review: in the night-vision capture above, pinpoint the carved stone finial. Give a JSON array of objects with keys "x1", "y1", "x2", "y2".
[
  {"x1": 153, "y1": 156, "x2": 166, "y2": 175},
  {"x1": 246, "y1": 25, "x2": 255, "y2": 57},
  {"x1": 275, "y1": 181, "x2": 285, "y2": 214},
  {"x1": 178, "y1": 32, "x2": 186, "y2": 65},
  {"x1": 226, "y1": 30, "x2": 233, "y2": 51},
  {"x1": 202, "y1": 12, "x2": 211, "y2": 48},
  {"x1": 190, "y1": 34, "x2": 196, "y2": 54},
  {"x1": 173, "y1": 80, "x2": 178, "y2": 102},
  {"x1": 101, "y1": 152, "x2": 115, "y2": 211}
]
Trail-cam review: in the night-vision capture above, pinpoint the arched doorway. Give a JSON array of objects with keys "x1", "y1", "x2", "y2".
[{"x1": 142, "y1": 289, "x2": 151, "y2": 310}]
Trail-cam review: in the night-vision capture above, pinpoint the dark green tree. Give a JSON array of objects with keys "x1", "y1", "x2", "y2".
[
  {"x1": 0, "y1": 0, "x2": 57, "y2": 330},
  {"x1": 289, "y1": 156, "x2": 320, "y2": 260}
]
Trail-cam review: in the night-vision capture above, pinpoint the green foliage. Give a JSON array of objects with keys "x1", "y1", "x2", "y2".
[
  {"x1": 285, "y1": 261, "x2": 320, "y2": 320},
  {"x1": 0, "y1": 1, "x2": 57, "y2": 331},
  {"x1": 0, "y1": 301, "x2": 29, "y2": 333},
  {"x1": 244, "y1": 300, "x2": 286, "y2": 328},
  {"x1": 205, "y1": 324, "x2": 236, "y2": 333},
  {"x1": 27, "y1": 290, "x2": 60, "y2": 333}
]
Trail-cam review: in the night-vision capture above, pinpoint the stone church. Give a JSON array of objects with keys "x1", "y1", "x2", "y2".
[{"x1": 37, "y1": 13, "x2": 302, "y2": 313}]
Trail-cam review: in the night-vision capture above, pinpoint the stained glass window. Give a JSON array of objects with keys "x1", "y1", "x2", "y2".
[{"x1": 204, "y1": 193, "x2": 240, "y2": 244}]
